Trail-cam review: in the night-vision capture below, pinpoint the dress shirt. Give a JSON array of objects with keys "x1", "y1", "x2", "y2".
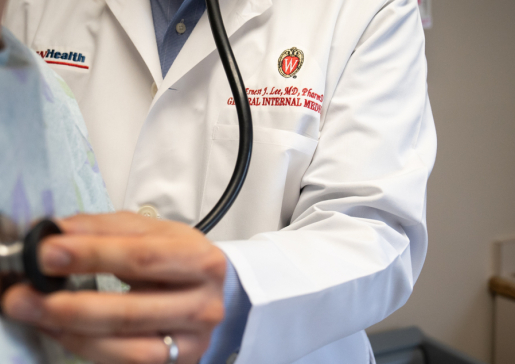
[{"x1": 150, "y1": 0, "x2": 206, "y2": 77}]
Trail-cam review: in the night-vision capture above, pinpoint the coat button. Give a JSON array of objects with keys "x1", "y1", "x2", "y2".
[
  {"x1": 176, "y1": 20, "x2": 186, "y2": 35},
  {"x1": 151, "y1": 82, "x2": 158, "y2": 98},
  {"x1": 138, "y1": 205, "x2": 160, "y2": 219}
]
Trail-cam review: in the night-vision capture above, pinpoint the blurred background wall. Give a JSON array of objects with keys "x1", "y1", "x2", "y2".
[{"x1": 367, "y1": 0, "x2": 515, "y2": 362}]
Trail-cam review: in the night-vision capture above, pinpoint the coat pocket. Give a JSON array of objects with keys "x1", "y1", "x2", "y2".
[{"x1": 200, "y1": 124, "x2": 318, "y2": 241}]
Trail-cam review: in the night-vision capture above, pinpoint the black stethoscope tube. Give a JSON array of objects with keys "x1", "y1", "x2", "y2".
[
  {"x1": 6, "y1": 0, "x2": 252, "y2": 293},
  {"x1": 196, "y1": 0, "x2": 253, "y2": 234}
]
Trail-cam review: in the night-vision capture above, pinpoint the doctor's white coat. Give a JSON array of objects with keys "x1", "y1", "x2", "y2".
[{"x1": 5, "y1": 0, "x2": 437, "y2": 362}]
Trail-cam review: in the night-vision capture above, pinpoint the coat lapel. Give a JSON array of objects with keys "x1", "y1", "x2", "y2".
[
  {"x1": 106, "y1": 0, "x2": 163, "y2": 84},
  {"x1": 151, "y1": 0, "x2": 273, "y2": 106}
]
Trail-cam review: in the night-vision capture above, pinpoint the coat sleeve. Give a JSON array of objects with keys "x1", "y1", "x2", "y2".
[{"x1": 214, "y1": 0, "x2": 437, "y2": 362}]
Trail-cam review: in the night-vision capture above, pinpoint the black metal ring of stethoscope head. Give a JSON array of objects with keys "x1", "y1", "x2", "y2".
[{"x1": 22, "y1": 219, "x2": 67, "y2": 294}]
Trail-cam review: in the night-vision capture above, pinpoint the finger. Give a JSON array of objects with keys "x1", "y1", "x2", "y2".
[
  {"x1": 50, "y1": 332, "x2": 208, "y2": 364},
  {"x1": 57, "y1": 212, "x2": 181, "y2": 236},
  {"x1": 2, "y1": 284, "x2": 224, "y2": 335},
  {"x1": 39, "y1": 233, "x2": 224, "y2": 284}
]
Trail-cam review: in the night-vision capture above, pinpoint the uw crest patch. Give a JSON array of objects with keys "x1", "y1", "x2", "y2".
[{"x1": 278, "y1": 47, "x2": 304, "y2": 78}]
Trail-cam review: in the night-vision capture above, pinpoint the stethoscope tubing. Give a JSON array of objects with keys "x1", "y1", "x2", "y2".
[{"x1": 196, "y1": 0, "x2": 253, "y2": 234}]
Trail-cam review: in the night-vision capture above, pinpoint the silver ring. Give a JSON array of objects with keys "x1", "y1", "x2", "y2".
[{"x1": 163, "y1": 335, "x2": 179, "y2": 364}]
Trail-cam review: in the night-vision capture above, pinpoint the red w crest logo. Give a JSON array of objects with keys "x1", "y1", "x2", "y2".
[{"x1": 278, "y1": 48, "x2": 304, "y2": 78}]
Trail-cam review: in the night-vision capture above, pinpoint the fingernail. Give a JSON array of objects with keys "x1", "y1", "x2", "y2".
[
  {"x1": 41, "y1": 245, "x2": 72, "y2": 269},
  {"x1": 10, "y1": 295, "x2": 43, "y2": 322}
]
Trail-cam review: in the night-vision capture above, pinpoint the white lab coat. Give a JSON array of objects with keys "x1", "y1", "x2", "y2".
[{"x1": 4, "y1": 0, "x2": 436, "y2": 363}]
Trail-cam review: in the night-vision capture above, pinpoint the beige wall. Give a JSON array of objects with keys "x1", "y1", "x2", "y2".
[{"x1": 367, "y1": 1, "x2": 515, "y2": 363}]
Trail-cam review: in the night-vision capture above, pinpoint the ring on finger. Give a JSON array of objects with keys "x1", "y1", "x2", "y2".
[{"x1": 163, "y1": 335, "x2": 179, "y2": 364}]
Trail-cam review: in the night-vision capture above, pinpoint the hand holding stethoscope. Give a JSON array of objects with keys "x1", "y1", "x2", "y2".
[{"x1": 1, "y1": 212, "x2": 228, "y2": 364}]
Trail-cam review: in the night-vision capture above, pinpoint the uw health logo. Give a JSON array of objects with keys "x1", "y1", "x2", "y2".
[
  {"x1": 35, "y1": 49, "x2": 89, "y2": 70},
  {"x1": 278, "y1": 47, "x2": 304, "y2": 79}
]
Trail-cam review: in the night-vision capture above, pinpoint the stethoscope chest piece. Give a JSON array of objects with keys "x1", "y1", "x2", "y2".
[{"x1": 0, "y1": 217, "x2": 67, "y2": 294}]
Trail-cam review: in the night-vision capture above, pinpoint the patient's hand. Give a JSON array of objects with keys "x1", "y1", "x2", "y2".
[{"x1": 1, "y1": 212, "x2": 226, "y2": 364}]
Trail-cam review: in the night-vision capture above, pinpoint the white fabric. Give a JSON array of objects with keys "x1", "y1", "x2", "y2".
[{"x1": 5, "y1": 0, "x2": 436, "y2": 362}]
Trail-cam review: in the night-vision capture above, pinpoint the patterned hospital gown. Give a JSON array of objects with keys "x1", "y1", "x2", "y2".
[{"x1": 0, "y1": 27, "x2": 114, "y2": 364}]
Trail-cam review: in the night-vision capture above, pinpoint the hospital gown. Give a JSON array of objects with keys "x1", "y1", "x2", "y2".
[{"x1": 0, "y1": 27, "x2": 114, "y2": 364}]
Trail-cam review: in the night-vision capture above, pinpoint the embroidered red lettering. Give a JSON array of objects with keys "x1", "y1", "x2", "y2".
[{"x1": 303, "y1": 99, "x2": 322, "y2": 114}]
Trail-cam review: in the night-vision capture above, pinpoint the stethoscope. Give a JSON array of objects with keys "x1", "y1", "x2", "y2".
[{"x1": 0, "y1": 0, "x2": 253, "y2": 295}]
